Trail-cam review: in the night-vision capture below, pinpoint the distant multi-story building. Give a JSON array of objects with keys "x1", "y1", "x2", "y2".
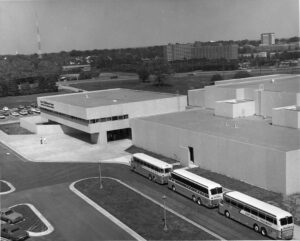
[
  {"x1": 192, "y1": 44, "x2": 238, "y2": 60},
  {"x1": 163, "y1": 43, "x2": 193, "y2": 62},
  {"x1": 163, "y1": 42, "x2": 238, "y2": 61},
  {"x1": 261, "y1": 33, "x2": 275, "y2": 45}
]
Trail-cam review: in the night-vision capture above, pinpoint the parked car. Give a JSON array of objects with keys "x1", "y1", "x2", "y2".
[
  {"x1": 11, "y1": 112, "x2": 20, "y2": 117},
  {"x1": 3, "y1": 112, "x2": 10, "y2": 116},
  {"x1": 19, "y1": 110, "x2": 28, "y2": 116},
  {"x1": 18, "y1": 105, "x2": 25, "y2": 110},
  {"x1": 0, "y1": 208, "x2": 23, "y2": 224},
  {"x1": 30, "y1": 103, "x2": 37, "y2": 108},
  {"x1": 32, "y1": 108, "x2": 40, "y2": 114},
  {"x1": 1, "y1": 223, "x2": 29, "y2": 241},
  {"x1": 0, "y1": 115, "x2": 5, "y2": 119},
  {"x1": 2, "y1": 106, "x2": 9, "y2": 111},
  {"x1": 27, "y1": 109, "x2": 33, "y2": 115}
]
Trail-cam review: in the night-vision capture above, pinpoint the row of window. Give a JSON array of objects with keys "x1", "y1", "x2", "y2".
[
  {"x1": 132, "y1": 157, "x2": 171, "y2": 174},
  {"x1": 224, "y1": 196, "x2": 278, "y2": 225},
  {"x1": 89, "y1": 115, "x2": 128, "y2": 124},
  {"x1": 170, "y1": 173, "x2": 209, "y2": 196},
  {"x1": 40, "y1": 107, "x2": 89, "y2": 124},
  {"x1": 40, "y1": 107, "x2": 128, "y2": 124}
]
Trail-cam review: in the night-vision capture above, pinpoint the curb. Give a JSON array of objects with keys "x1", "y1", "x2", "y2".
[
  {"x1": 0, "y1": 180, "x2": 16, "y2": 195},
  {"x1": 10, "y1": 203, "x2": 54, "y2": 237},
  {"x1": 70, "y1": 178, "x2": 146, "y2": 241},
  {"x1": 71, "y1": 177, "x2": 225, "y2": 241}
]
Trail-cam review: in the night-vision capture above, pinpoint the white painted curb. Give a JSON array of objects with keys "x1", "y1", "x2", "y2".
[
  {"x1": 70, "y1": 178, "x2": 146, "y2": 241},
  {"x1": 11, "y1": 203, "x2": 54, "y2": 237},
  {"x1": 71, "y1": 177, "x2": 225, "y2": 241},
  {"x1": 0, "y1": 180, "x2": 15, "y2": 195}
]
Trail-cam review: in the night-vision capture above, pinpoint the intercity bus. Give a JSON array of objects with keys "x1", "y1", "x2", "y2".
[
  {"x1": 130, "y1": 153, "x2": 173, "y2": 184},
  {"x1": 219, "y1": 191, "x2": 294, "y2": 240},
  {"x1": 168, "y1": 169, "x2": 223, "y2": 208}
]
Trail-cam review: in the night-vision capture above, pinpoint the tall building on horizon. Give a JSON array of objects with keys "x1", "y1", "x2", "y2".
[
  {"x1": 261, "y1": 32, "x2": 275, "y2": 45},
  {"x1": 163, "y1": 42, "x2": 238, "y2": 62}
]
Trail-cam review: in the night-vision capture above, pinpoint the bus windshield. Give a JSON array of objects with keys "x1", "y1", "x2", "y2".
[
  {"x1": 280, "y1": 216, "x2": 293, "y2": 226},
  {"x1": 165, "y1": 168, "x2": 172, "y2": 173},
  {"x1": 210, "y1": 187, "x2": 223, "y2": 195}
]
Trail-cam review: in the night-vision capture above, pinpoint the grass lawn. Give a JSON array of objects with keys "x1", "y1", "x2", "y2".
[
  {"x1": 0, "y1": 90, "x2": 71, "y2": 109},
  {"x1": 75, "y1": 178, "x2": 217, "y2": 240},
  {"x1": 71, "y1": 76, "x2": 212, "y2": 95},
  {"x1": 12, "y1": 205, "x2": 48, "y2": 232},
  {"x1": 0, "y1": 123, "x2": 33, "y2": 135},
  {"x1": 0, "y1": 181, "x2": 11, "y2": 192}
]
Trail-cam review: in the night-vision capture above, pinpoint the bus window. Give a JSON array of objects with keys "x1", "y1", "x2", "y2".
[
  {"x1": 210, "y1": 187, "x2": 222, "y2": 195},
  {"x1": 237, "y1": 203, "x2": 244, "y2": 209},
  {"x1": 244, "y1": 206, "x2": 250, "y2": 212},
  {"x1": 231, "y1": 200, "x2": 237, "y2": 207},
  {"x1": 280, "y1": 218, "x2": 288, "y2": 226},
  {"x1": 288, "y1": 216, "x2": 293, "y2": 224},
  {"x1": 165, "y1": 168, "x2": 172, "y2": 173},
  {"x1": 259, "y1": 213, "x2": 265, "y2": 219},
  {"x1": 251, "y1": 209, "x2": 258, "y2": 216}
]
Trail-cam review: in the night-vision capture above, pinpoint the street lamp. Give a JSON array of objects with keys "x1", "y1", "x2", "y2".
[
  {"x1": 162, "y1": 195, "x2": 168, "y2": 231},
  {"x1": 99, "y1": 161, "x2": 103, "y2": 189}
]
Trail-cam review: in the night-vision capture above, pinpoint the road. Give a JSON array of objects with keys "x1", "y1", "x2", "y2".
[{"x1": 0, "y1": 141, "x2": 268, "y2": 240}]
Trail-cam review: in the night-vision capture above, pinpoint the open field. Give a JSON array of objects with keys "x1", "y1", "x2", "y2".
[
  {"x1": 0, "y1": 90, "x2": 71, "y2": 109},
  {"x1": 71, "y1": 76, "x2": 212, "y2": 95},
  {"x1": 75, "y1": 178, "x2": 217, "y2": 240}
]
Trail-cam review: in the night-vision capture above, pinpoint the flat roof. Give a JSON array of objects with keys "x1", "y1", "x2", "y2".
[
  {"x1": 219, "y1": 75, "x2": 300, "y2": 93},
  {"x1": 40, "y1": 89, "x2": 182, "y2": 108},
  {"x1": 138, "y1": 109, "x2": 300, "y2": 152}
]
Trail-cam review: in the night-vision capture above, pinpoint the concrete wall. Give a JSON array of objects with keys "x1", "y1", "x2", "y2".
[
  {"x1": 215, "y1": 100, "x2": 255, "y2": 118},
  {"x1": 188, "y1": 89, "x2": 205, "y2": 107},
  {"x1": 272, "y1": 108, "x2": 300, "y2": 129},
  {"x1": 261, "y1": 91, "x2": 298, "y2": 117},
  {"x1": 204, "y1": 86, "x2": 237, "y2": 109},
  {"x1": 131, "y1": 118, "x2": 292, "y2": 194},
  {"x1": 20, "y1": 116, "x2": 78, "y2": 135},
  {"x1": 286, "y1": 150, "x2": 300, "y2": 195}
]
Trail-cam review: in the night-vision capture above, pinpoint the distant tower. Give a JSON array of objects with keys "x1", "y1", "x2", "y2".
[{"x1": 35, "y1": 12, "x2": 42, "y2": 59}]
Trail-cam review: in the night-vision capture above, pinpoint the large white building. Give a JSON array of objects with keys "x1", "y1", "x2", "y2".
[
  {"x1": 130, "y1": 74, "x2": 300, "y2": 195},
  {"x1": 37, "y1": 88, "x2": 187, "y2": 144}
]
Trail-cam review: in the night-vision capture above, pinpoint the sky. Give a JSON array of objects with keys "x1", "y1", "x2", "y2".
[{"x1": 0, "y1": 0, "x2": 299, "y2": 55}]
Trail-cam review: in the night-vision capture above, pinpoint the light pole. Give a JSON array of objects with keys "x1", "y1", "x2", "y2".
[
  {"x1": 162, "y1": 195, "x2": 168, "y2": 231},
  {"x1": 99, "y1": 161, "x2": 103, "y2": 189}
]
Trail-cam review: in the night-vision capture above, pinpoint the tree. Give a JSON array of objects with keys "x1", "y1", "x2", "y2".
[
  {"x1": 137, "y1": 66, "x2": 150, "y2": 82},
  {"x1": 210, "y1": 74, "x2": 223, "y2": 85},
  {"x1": 234, "y1": 71, "x2": 252, "y2": 79}
]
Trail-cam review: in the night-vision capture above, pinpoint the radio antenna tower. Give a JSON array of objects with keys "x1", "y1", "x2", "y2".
[{"x1": 35, "y1": 12, "x2": 42, "y2": 59}]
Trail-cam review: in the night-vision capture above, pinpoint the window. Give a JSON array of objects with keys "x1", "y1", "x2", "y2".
[
  {"x1": 231, "y1": 200, "x2": 237, "y2": 207},
  {"x1": 266, "y1": 216, "x2": 274, "y2": 223},
  {"x1": 237, "y1": 203, "x2": 244, "y2": 209},
  {"x1": 188, "y1": 146, "x2": 194, "y2": 163},
  {"x1": 251, "y1": 209, "x2": 258, "y2": 216},
  {"x1": 259, "y1": 213, "x2": 265, "y2": 219},
  {"x1": 224, "y1": 197, "x2": 230, "y2": 203},
  {"x1": 244, "y1": 206, "x2": 250, "y2": 213}
]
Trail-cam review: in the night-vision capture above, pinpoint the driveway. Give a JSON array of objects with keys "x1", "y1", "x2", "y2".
[{"x1": 1, "y1": 182, "x2": 134, "y2": 241}]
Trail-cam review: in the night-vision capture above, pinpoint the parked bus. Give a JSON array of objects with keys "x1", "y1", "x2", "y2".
[
  {"x1": 130, "y1": 153, "x2": 173, "y2": 184},
  {"x1": 219, "y1": 191, "x2": 294, "y2": 239},
  {"x1": 168, "y1": 169, "x2": 223, "y2": 208}
]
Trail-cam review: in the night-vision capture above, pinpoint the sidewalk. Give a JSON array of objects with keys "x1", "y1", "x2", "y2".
[{"x1": 294, "y1": 224, "x2": 300, "y2": 240}]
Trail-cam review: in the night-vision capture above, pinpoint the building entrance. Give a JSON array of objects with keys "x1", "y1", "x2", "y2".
[{"x1": 107, "y1": 128, "x2": 132, "y2": 142}]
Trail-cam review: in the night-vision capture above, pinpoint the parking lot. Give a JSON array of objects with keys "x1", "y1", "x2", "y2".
[{"x1": 0, "y1": 104, "x2": 41, "y2": 122}]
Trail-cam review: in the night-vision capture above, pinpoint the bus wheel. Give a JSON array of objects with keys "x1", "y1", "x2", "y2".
[
  {"x1": 148, "y1": 175, "x2": 152, "y2": 181},
  {"x1": 261, "y1": 228, "x2": 267, "y2": 236},
  {"x1": 172, "y1": 185, "x2": 176, "y2": 191},
  {"x1": 192, "y1": 195, "x2": 197, "y2": 202},
  {"x1": 197, "y1": 198, "x2": 202, "y2": 206},
  {"x1": 253, "y1": 224, "x2": 259, "y2": 232},
  {"x1": 225, "y1": 210, "x2": 230, "y2": 218}
]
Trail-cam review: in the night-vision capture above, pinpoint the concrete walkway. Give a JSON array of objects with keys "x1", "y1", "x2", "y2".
[{"x1": 0, "y1": 130, "x2": 132, "y2": 163}]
